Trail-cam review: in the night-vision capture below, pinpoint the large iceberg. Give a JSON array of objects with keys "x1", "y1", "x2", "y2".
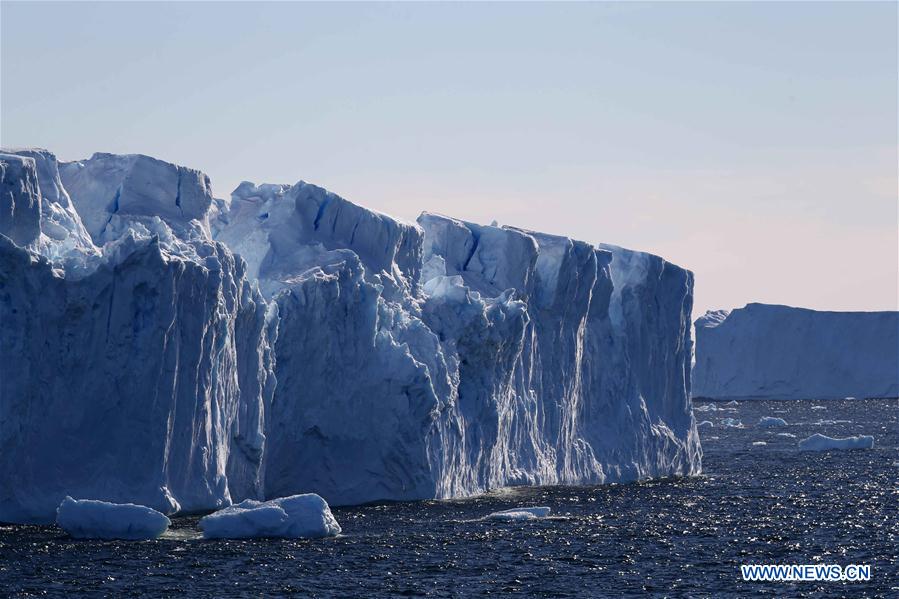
[
  {"x1": 0, "y1": 148, "x2": 700, "y2": 523},
  {"x1": 693, "y1": 304, "x2": 899, "y2": 401}
]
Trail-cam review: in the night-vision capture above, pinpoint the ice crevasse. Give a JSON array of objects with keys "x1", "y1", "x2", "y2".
[{"x1": 0, "y1": 149, "x2": 700, "y2": 523}]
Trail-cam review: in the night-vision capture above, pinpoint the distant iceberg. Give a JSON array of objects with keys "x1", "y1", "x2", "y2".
[
  {"x1": 56, "y1": 497, "x2": 170, "y2": 540},
  {"x1": 758, "y1": 417, "x2": 788, "y2": 428},
  {"x1": 484, "y1": 507, "x2": 552, "y2": 521},
  {"x1": 798, "y1": 434, "x2": 874, "y2": 451},
  {"x1": 693, "y1": 304, "x2": 898, "y2": 400}
]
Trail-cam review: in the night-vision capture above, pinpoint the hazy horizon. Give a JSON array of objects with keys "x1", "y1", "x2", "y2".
[{"x1": 3, "y1": 1, "x2": 896, "y2": 317}]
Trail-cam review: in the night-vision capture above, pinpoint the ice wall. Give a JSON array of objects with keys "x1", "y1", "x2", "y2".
[
  {"x1": 693, "y1": 303, "x2": 899, "y2": 400},
  {"x1": 0, "y1": 148, "x2": 699, "y2": 522},
  {"x1": 0, "y1": 151, "x2": 276, "y2": 523}
]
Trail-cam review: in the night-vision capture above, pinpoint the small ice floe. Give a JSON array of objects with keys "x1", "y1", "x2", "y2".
[
  {"x1": 697, "y1": 420, "x2": 714, "y2": 428},
  {"x1": 811, "y1": 405, "x2": 827, "y2": 410},
  {"x1": 720, "y1": 418, "x2": 743, "y2": 428},
  {"x1": 484, "y1": 507, "x2": 551, "y2": 521},
  {"x1": 199, "y1": 494, "x2": 341, "y2": 539},
  {"x1": 752, "y1": 441, "x2": 767, "y2": 446},
  {"x1": 777, "y1": 432, "x2": 797, "y2": 438},
  {"x1": 844, "y1": 396, "x2": 856, "y2": 400},
  {"x1": 724, "y1": 401, "x2": 739, "y2": 407},
  {"x1": 813, "y1": 419, "x2": 852, "y2": 426},
  {"x1": 798, "y1": 434, "x2": 874, "y2": 452},
  {"x1": 694, "y1": 404, "x2": 718, "y2": 412},
  {"x1": 56, "y1": 497, "x2": 170, "y2": 540},
  {"x1": 758, "y1": 417, "x2": 788, "y2": 428}
]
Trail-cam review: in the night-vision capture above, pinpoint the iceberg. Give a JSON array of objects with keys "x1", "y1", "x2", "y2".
[
  {"x1": 199, "y1": 493, "x2": 341, "y2": 539},
  {"x1": 484, "y1": 506, "x2": 552, "y2": 521},
  {"x1": 758, "y1": 417, "x2": 788, "y2": 428},
  {"x1": 798, "y1": 434, "x2": 874, "y2": 451},
  {"x1": 55, "y1": 496, "x2": 170, "y2": 540},
  {"x1": 0, "y1": 148, "x2": 700, "y2": 523},
  {"x1": 720, "y1": 418, "x2": 743, "y2": 428},
  {"x1": 693, "y1": 304, "x2": 899, "y2": 400},
  {"x1": 0, "y1": 150, "x2": 276, "y2": 523}
]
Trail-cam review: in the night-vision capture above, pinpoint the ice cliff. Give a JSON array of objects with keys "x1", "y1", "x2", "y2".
[
  {"x1": 0, "y1": 149, "x2": 699, "y2": 523},
  {"x1": 693, "y1": 303, "x2": 899, "y2": 400}
]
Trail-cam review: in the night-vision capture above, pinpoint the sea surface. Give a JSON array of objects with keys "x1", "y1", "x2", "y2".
[{"x1": 1, "y1": 399, "x2": 896, "y2": 597}]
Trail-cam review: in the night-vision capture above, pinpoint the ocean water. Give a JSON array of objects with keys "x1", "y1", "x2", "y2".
[{"x1": 1, "y1": 399, "x2": 896, "y2": 597}]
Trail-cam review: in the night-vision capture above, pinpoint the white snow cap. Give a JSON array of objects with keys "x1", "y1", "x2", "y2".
[
  {"x1": 55, "y1": 497, "x2": 170, "y2": 540},
  {"x1": 798, "y1": 434, "x2": 874, "y2": 451},
  {"x1": 199, "y1": 494, "x2": 341, "y2": 539}
]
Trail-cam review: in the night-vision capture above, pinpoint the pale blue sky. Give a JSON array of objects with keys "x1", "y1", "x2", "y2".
[{"x1": 2, "y1": 1, "x2": 896, "y2": 316}]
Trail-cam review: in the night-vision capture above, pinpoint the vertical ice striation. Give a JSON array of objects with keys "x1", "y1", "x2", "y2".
[
  {"x1": 0, "y1": 148, "x2": 699, "y2": 522},
  {"x1": 0, "y1": 154, "x2": 42, "y2": 249},
  {"x1": 0, "y1": 150, "x2": 275, "y2": 523}
]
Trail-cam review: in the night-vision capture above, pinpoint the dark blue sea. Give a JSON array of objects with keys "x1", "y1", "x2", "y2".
[{"x1": 2, "y1": 399, "x2": 896, "y2": 597}]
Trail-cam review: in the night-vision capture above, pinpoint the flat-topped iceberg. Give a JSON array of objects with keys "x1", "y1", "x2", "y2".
[
  {"x1": 56, "y1": 497, "x2": 170, "y2": 540},
  {"x1": 199, "y1": 494, "x2": 341, "y2": 539},
  {"x1": 798, "y1": 434, "x2": 874, "y2": 452},
  {"x1": 484, "y1": 506, "x2": 552, "y2": 521},
  {"x1": 693, "y1": 304, "x2": 898, "y2": 400},
  {"x1": 0, "y1": 147, "x2": 700, "y2": 523}
]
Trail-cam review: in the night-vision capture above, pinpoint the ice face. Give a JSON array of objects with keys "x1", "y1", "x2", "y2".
[
  {"x1": 59, "y1": 152, "x2": 214, "y2": 245},
  {"x1": 0, "y1": 147, "x2": 700, "y2": 523},
  {"x1": 693, "y1": 303, "x2": 899, "y2": 400},
  {"x1": 0, "y1": 153, "x2": 41, "y2": 248}
]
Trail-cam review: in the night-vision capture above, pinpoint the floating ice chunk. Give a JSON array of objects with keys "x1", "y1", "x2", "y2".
[
  {"x1": 777, "y1": 433, "x2": 797, "y2": 438},
  {"x1": 813, "y1": 419, "x2": 852, "y2": 426},
  {"x1": 811, "y1": 406, "x2": 827, "y2": 410},
  {"x1": 752, "y1": 441, "x2": 767, "y2": 446},
  {"x1": 199, "y1": 494, "x2": 341, "y2": 539},
  {"x1": 720, "y1": 418, "x2": 743, "y2": 428},
  {"x1": 758, "y1": 417, "x2": 788, "y2": 428},
  {"x1": 55, "y1": 496, "x2": 170, "y2": 540},
  {"x1": 694, "y1": 404, "x2": 718, "y2": 412},
  {"x1": 697, "y1": 420, "x2": 714, "y2": 428},
  {"x1": 484, "y1": 506, "x2": 552, "y2": 521},
  {"x1": 724, "y1": 401, "x2": 739, "y2": 407},
  {"x1": 798, "y1": 434, "x2": 874, "y2": 452}
]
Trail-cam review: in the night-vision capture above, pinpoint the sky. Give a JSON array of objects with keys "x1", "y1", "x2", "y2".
[{"x1": 2, "y1": 1, "x2": 896, "y2": 317}]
